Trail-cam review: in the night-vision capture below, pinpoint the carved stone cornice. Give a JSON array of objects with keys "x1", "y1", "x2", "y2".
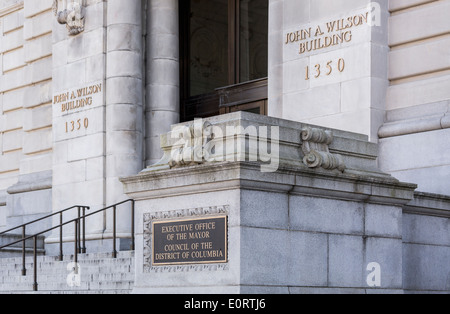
[{"x1": 140, "y1": 112, "x2": 387, "y2": 177}]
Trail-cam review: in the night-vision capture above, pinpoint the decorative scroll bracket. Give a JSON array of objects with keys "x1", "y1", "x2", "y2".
[
  {"x1": 168, "y1": 120, "x2": 213, "y2": 168},
  {"x1": 53, "y1": 0, "x2": 85, "y2": 36},
  {"x1": 301, "y1": 127, "x2": 346, "y2": 172}
]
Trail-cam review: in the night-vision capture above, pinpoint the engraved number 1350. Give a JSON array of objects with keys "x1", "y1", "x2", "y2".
[
  {"x1": 305, "y1": 58, "x2": 345, "y2": 80},
  {"x1": 65, "y1": 118, "x2": 89, "y2": 133}
]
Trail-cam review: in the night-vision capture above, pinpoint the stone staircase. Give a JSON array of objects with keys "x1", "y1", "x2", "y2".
[{"x1": 0, "y1": 251, "x2": 135, "y2": 294}]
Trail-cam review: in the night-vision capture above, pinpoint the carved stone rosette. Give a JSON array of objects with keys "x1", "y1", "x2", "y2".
[
  {"x1": 301, "y1": 127, "x2": 346, "y2": 172},
  {"x1": 53, "y1": 0, "x2": 85, "y2": 36}
]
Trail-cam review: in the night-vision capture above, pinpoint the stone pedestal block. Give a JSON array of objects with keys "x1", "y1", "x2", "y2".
[{"x1": 122, "y1": 112, "x2": 417, "y2": 293}]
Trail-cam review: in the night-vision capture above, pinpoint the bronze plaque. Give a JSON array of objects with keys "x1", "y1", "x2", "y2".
[{"x1": 152, "y1": 216, "x2": 228, "y2": 266}]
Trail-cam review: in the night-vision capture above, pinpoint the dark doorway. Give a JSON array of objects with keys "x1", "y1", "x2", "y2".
[{"x1": 180, "y1": 0, "x2": 268, "y2": 121}]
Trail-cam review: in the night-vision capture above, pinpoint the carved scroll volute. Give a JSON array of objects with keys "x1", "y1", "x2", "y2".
[
  {"x1": 53, "y1": 0, "x2": 85, "y2": 36},
  {"x1": 301, "y1": 127, "x2": 346, "y2": 172},
  {"x1": 168, "y1": 121, "x2": 213, "y2": 168}
]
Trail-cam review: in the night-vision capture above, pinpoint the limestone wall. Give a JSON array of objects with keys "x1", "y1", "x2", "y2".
[
  {"x1": 0, "y1": 0, "x2": 53, "y2": 229},
  {"x1": 402, "y1": 193, "x2": 450, "y2": 293},
  {"x1": 0, "y1": 0, "x2": 148, "y2": 241},
  {"x1": 379, "y1": 0, "x2": 450, "y2": 195},
  {"x1": 48, "y1": 0, "x2": 145, "y2": 244},
  {"x1": 269, "y1": 0, "x2": 389, "y2": 142}
]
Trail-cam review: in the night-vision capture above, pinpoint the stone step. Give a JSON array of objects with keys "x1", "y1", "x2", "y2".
[
  {"x1": 0, "y1": 255, "x2": 134, "y2": 273},
  {"x1": 0, "y1": 272, "x2": 135, "y2": 284},
  {"x1": 0, "y1": 274, "x2": 135, "y2": 292},
  {"x1": 0, "y1": 282, "x2": 135, "y2": 294},
  {"x1": 0, "y1": 251, "x2": 135, "y2": 294},
  {"x1": 0, "y1": 289, "x2": 133, "y2": 295},
  {"x1": 0, "y1": 250, "x2": 134, "y2": 264}
]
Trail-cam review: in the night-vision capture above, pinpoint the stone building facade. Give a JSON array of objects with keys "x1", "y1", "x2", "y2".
[{"x1": 0, "y1": 0, "x2": 449, "y2": 293}]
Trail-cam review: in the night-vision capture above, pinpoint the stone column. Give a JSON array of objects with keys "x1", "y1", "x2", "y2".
[
  {"x1": 145, "y1": 0, "x2": 180, "y2": 166},
  {"x1": 105, "y1": 0, "x2": 144, "y2": 235}
]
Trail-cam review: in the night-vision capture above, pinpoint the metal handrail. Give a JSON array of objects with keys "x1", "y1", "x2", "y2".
[
  {"x1": 0, "y1": 205, "x2": 90, "y2": 275},
  {"x1": 0, "y1": 199, "x2": 135, "y2": 292},
  {"x1": 0, "y1": 205, "x2": 89, "y2": 237}
]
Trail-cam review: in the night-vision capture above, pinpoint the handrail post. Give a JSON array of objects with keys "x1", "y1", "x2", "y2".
[
  {"x1": 33, "y1": 236, "x2": 38, "y2": 292},
  {"x1": 59, "y1": 212, "x2": 63, "y2": 261},
  {"x1": 82, "y1": 207, "x2": 87, "y2": 253},
  {"x1": 113, "y1": 205, "x2": 117, "y2": 258},
  {"x1": 131, "y1": 200, "x2": 135, "y2": 251},
  {"x1": 21, "y1": 226, "x2": 26, "y2": 276},
  {"x1": 74, "y1": 219, "x2": 78, "y2": 267},
  {"x1": 77, "y1": 207, "x2": 81, "y2": 254}
]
